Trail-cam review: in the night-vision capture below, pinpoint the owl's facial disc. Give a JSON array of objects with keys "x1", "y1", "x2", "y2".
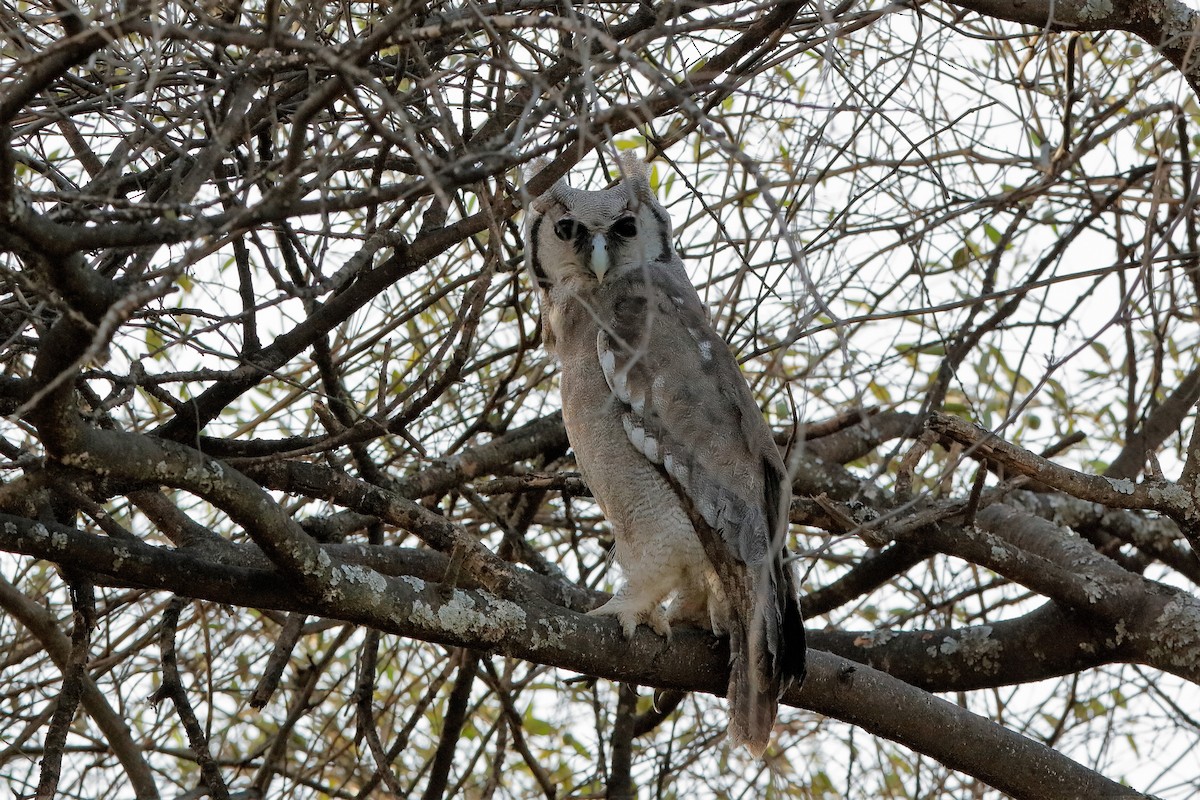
[
  {"x1": 550, "y1": 203, "x2": 644, "y2": 282},
  {"x1": 552, "y1": 214, "x2": 614, "y2": 281}
]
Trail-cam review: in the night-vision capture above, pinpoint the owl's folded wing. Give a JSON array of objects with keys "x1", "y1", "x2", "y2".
[{"x1": 594, "y1": 263, "x2": 787, "y2": 569}]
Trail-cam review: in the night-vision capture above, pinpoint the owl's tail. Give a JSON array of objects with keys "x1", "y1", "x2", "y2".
[{"x1": 727, "y1": 561, "x2": 807, "y2": 758}]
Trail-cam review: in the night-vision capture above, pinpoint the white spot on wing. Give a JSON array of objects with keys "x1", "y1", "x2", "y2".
[
  {"x1": 597, "y1": 336, "x2": 631, "y2": 403},
  {"x1": 664, "y1": 450, "x2": 688, "y2": 482},
  {"x1": 599, "y1": 342, "x2": 616, "y2": 379},
  {"x1": 643, "y1": 432, "x2": 660, "y2": 462},
  {"x1": 622, "y1": 415, "x2": 645, "y2": 451},
  {"x1": 622, "y1": 414, "x2": 661, "y2": 463},
  {"x1": 611, "y1": 369, "x2": 630, "y2": 404},
  {"x1": 698, "y1": 340, "x2": 713, "y2": 361},
  {"x1": 630, "y1": 388, "x2": 645, "y2": 415}
]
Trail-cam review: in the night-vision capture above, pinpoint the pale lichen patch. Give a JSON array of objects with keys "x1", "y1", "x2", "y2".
[
  {"x1": 530, "y1": 614, "x2": 572, "y2": 650},
  {"x1": 1079, "y1": 0, "x2": 1113, "y2": 22},
  {"x1": 1105, "y1": 619, "x2": 1129, "y2": 649},
  {"x1": 405, "y1": 589, "x2": 527, "y2": 643},
  {"x1": 61, "y1": 452, "x2": 92, "y2": 469},
  {"x1": 852, "y1": 629, "x2": 897, "y2": 648},
  {"x1": 1147, "y1": 596, "x2": 1200, "y2": 670},
  {"x1": 930, "y1": 626, "x2": 1000, "y2": 672},
  {"x1": 410, "y1": 598, "x2": 438, "y2": 629},
  {"x1": 1105, "y1": 476, "x2": 1135, "y2": 495},
  {"x1": 337, "y1": 563, "x2": 388, "y2": 595},
  {"x1": 956, "y1": 625, "x2": 1001, "y2": 672},
  {"x1": 847, "y1": 500, "x2": 877, "y2": 525},
  {"x1": 1160, "y1": 0, "x2": 1199, "y2": 40},
  {"x1": 400, "y1": 575, "x2": 427, "y2": 593},
  {"x1": 1148, "y1": 481, "x2": 1191, "y2": 511},
  {"x1": 1082, "y1": 576, "x2": 1107, "y2": 604}
]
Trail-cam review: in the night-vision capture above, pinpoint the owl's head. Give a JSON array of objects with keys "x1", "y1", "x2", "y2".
[{"x1": 525, "y1": 155, "x2": 675, "y2": 289}]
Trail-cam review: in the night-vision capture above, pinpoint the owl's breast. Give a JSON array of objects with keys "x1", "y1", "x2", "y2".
[{"x1": 552, "y1": 306, "x2": 705, "y2": 575}]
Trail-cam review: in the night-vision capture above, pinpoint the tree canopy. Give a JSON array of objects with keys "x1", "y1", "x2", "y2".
[{"x1": 3, "y1": 0, "x2": 1200, "y2": 797}]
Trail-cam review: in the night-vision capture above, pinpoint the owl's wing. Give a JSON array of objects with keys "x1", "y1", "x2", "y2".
[
  {"x1": 595, "y1": 262, "x2": 785, "y2": 567},
  {"x1": 595, "y1": 260, "x2": 806, "y2": 755},
  {"x1": 592, "y1": 261, "x2": 806, "y2": 758}
]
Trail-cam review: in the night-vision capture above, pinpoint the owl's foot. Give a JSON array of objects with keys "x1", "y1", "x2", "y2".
[
  {"x1": 589, "y1": 597, "x2": 671, "y2": 639},
  {"x1": 668, "y1": 584, "x2": 728, "y2": 635},
  {"x1": 666, "y1": 593, "x2": 711, "y2": 631}
]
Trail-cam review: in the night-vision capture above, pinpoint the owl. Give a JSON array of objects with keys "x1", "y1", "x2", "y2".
[{"x1": 525, "y1": 154, "x2": 807, "y2": 756}]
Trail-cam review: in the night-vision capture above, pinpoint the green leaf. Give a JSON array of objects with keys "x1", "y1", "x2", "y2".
[
  {"x1": 952, "y1": 245, "x2": 972, "y2": 270},
  {"x1": 145, "y1": 327, "x2": 165, "y2": 357},
  {"x1": 522, "y1": 710, "x2": 553, "y2": 736}
]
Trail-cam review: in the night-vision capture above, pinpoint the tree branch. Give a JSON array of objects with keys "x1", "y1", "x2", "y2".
[
  {"x1": 947, "y1": 0, "x2": 1200, "y2": 96},
  {"x1": 0, "y1": 513, "x2": 1149, "y2": 798}
]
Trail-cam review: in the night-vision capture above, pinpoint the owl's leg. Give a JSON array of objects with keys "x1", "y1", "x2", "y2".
[
  {"x1": 647, "y1": 604, "x2": 671, "y2": 638},
  {"x1": 702, "y1": 570, "x2": 731, "y2": 636},
  {"x1": 707, "y1": 597, "x2": 730, "y2": 637},
  {"x1": 668, "y1": 588, "x2": 731, "y2": 636},
  {"x1": 666, "y1": 586, "x2": 712, "y2": 630},
  {"x1": 589, "y1": 585, "x2": 671, "y2": 639}
]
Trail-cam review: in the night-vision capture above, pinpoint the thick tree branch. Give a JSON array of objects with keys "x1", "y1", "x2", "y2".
[
  {"x1": 814, "y1": 602, "x2": 1123, "y2": 691},
  {"x1": 0, "y1": 513, "x2": 1152, "y2": 798},
  {"x1": 929, "y1": 412, "x2": 1197, "y2": 522},
  {"x1": 948, "y1": 0, "x2": 1200, "y2": 95}
]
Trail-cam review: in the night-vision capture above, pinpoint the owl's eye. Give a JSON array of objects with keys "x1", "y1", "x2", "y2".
[
  {"x1": 611, "y1": 216, "x2": 638, "y2": 239},
  {"x1": 554, "y1": 218, "x2": 582, "y2": 241}
]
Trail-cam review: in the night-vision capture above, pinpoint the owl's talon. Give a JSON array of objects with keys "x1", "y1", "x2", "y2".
[
  {"x1": 588, "y1": 602, "x2": 634, "y2": 639},
  {"x1": 588, "y1": 598, "x2": 669, "y2": 639},
  {"x1": 648, "y1": 608, "x2": 672, "y2": 640}
]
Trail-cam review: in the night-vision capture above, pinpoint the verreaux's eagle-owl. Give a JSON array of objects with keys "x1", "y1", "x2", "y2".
[{"x1": 525, "y1": 155, "x2": 807, "y2": 756}]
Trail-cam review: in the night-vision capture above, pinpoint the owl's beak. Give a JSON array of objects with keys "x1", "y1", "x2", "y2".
[{"x1": 589, "y1": 233, "x2": 609, "y2": 281}]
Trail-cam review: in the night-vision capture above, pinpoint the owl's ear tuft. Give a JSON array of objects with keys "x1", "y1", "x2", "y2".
[
  {"x1": 529, "y1": 179, "x2": 571, "y2": 214},
  {"x1": 524, "y1": 157, "x2": 568, "y2": 213},
  {"x1": 617, "y1": 150, "x2": 647, "y2": 179},
  {"x1": 617, "y1": 151, "x2": 652, "y2": 198},
  {"x1": 548, "y1": 179, "x2": 574, "y2": 204}
]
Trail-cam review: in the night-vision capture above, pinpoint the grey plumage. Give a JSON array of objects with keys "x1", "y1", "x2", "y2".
[{"x1": 526, "y1": 155, "x2": 806, "y2": 756}]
